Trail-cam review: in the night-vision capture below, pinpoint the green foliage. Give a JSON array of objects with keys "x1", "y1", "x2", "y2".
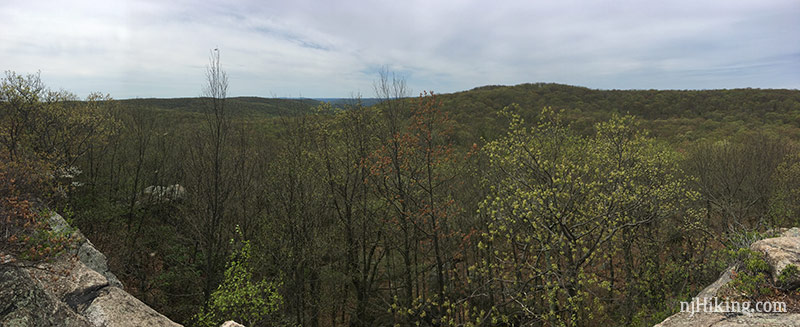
[
  {"x1": 33, "y1": 78, "x2": 800, "y2": 326},
  {"x1": 727, "y1": 248, "x2": 772, "y2": 298},
  {"x1": 0, "y1": 71, "x2": 115, "y2": 262},
  {"x1": 777, "y1": 264, "x2": 799, "y2": 288},
  {"x1": 439, "y1": 83, "x2": 800, "y2": 142},
  {"x1": 685, "y1": 135, "x2": 795, "y2": 233},
  {"x1": 0, "y1": 71, "x2": 117, "y2": 168},
  {"x1": 726, "y1": 230, "x2": 773, "y2": 252},
  {"x1": 477, "y1": 106, "x2": 699, "y2": 326},
  {"x1": 195, "y1": 227, "x2": 283, "y2": 327},
  {"x1": 12, "y1": 209, "x2": 76, "y2": 262},
  {"x1": 770, "y1": 154, "x2": 800, "y2": 227},
  {"x1": 118, "y1": 96, "x2": 319, "y2": 117}
]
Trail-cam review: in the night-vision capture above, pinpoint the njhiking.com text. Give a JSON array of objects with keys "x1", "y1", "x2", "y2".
[{"x1": 681, "y1": 297, "x2": 787, "y2": 316}]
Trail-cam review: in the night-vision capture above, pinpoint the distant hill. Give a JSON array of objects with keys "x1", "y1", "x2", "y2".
[
  {"x1": 115, "y1": 83, "x2": 800, "y2": 142},
  {"x1": 433, "y1": 83, "x2": 800, "y2": 142},
  {"x1": 117, "y1": 97, "x2": 389, "y2": 116},
  {"x1": 314, "y1": 98, "x2": 385, "y2": 107},
  {"x1": 118, "y1": 97, "x2": 322, "y2": 117}
]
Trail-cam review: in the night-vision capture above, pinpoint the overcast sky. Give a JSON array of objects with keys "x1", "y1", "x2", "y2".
[{"x1": 2, "y1": 0, "x2": 798, "y2": 99}]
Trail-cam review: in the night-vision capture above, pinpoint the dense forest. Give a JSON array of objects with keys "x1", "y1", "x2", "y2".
[{"x1": 3, "y1": 58, "x2": 800, "y2": 327}]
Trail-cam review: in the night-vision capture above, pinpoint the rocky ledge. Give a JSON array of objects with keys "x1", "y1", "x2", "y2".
[
  {"x1": 656, "y1": 228, "x2": 800, "y2": 327},
  {"x1": 0, "y1": 212, "x2": 181, "y2": 327}
]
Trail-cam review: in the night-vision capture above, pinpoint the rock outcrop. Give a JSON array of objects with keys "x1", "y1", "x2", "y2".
[
  {"x1": 143, "y1": 184, "x2": 186, "y2": 203},
  {"x1": 0, "y1": 212, "x2": 181, "y2": 327},
  {"x1": 655, "y1": 228, "x2": 800, "y2": 326},
  {"x1": 752, "y1": 234, "x2": 800, "y2": 289}
]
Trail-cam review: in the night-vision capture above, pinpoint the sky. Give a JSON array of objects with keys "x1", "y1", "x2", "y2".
[{"x1": 1, "y1": 0, "x2": 798, "y2": 99}]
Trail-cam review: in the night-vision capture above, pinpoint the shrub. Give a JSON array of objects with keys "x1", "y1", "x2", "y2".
[
  {"x1": 777, "y1": 264, "x2": 799, "y2": 289},
  {"x1": 727, "y1": 248, "x2": 772, "y2": 298},
  {"x1": 194, "y1": 226, "x2": 283, "y2": 327}
]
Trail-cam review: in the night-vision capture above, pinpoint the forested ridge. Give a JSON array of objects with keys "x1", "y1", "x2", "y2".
[
  {"x1": 3, "y1": 66, "x2": 800, "y2": 327},
  {"x1": 118, "y1": 83, "x2": 800, "y2": 141},
  {"x1": 118, "y1": 97, "x2": 320, "y2": 116}
]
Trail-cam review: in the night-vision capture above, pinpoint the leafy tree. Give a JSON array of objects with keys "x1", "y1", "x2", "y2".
[
  {"x1": 0, "y1": 71, "x2": 116, "y2": 261},
  {"x1": 1, "y1": 72, "x2": 115, "y2": 166},
  {"x1": 368, "y1": 91, "x2": 473, "y2": 325},
  {"x1": 476, "y1": 107, "x2": 698, "y2": 326},
  {"x1": 195, "y1": 226, "x2": 283, "y2": 327}
]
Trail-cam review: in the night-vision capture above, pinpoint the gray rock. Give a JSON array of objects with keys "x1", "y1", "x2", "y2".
[
  {"x1": 1, "y1": 211, "x2": 182, "y2": 327},
  {"x1": 653, "y1": 312, "x2": 726, "y2": 327},
  {"x1": 220, "y1": 321, "x2": 245, "y2": 327},
  {"x1": 656, "y1": 229, "x2": 800, "y2": 326},
  {"x1": 0, "y1": 265, "x2": 93, "y2": 327},
  {"x1": 143, "y1": 184, "x2": 186, "y2": 202},
  {"x1": 697, "y1": 267, "x2": 736, "y2": 299},
  {"x1": 47, "y1": 211, "x2": 76, "y2": 236},
  {"x1": 751, "y1": 236, "x2": 800, "y2": 288},
  {"x1": 77, "y1": 240, "x2": 123, "y2": 288},
  {"x1": 655, "y1": 312, "x2": 800, "y2": 326},
  {"x1": 26, "y1": 256, "x2": 108, "y2": 302},
  {"x1": 781, "y1": 228, "x2": 800, "y2": 238},
  {"x1": 84, "y1": 287, "x2": 182, "y2": 327},
  {"x1": 47, "y1": 212, "x2": 123, "y2": 288}
]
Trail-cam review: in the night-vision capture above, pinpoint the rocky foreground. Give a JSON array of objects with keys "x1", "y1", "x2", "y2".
[
  {"x1": 0, "y1": 212, "x2": 181, "y2": 327},
  {"x1": 656, "y1": 228, "x2": 800, "y2": 326},
  {"x1": 5, "y1": 212, "x2": 800, "y2": 326}
]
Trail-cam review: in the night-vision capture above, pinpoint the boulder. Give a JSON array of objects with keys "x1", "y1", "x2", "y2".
[
  {"x1": 84, "y1": 287, "x2": 181, "y2": 327},
  {"x1": 655, "y1": 228, "x2": 800, "y2": 326},
  {"x1": 76, "y1": 240, "x2": 123, "y2": 288},
  {"x1": 143, "y1": 184, "x2": 186, "y2": 202},
  {"x1": 780, "y1": 227, "x2": 800, "y2": 238},
  {"x1": 26, "y1": 256, "x2": 108, "y2": 304},
  {"x1": 47, "y1": 212, "x2": 123, "y2": 288},
  {"x1": 696, "y1": 266, "x2": 735, "y2": 299},
  {"x1": 1, "y1": 212, "x2": 182, "y2": 326},
  {"x1": 220, "y1": 321, "x2": 245, "y2": 327},
  {"x1": 750, "y1": 228, "x2": 800, "y2": 288},
  {"x1": 655, "y1": 312, "x2": 800, "y2": 326},
  {"x1": 0, "y1": 264, "x2": 93, "y2": 327}
]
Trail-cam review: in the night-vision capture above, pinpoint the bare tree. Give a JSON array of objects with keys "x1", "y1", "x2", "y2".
[
  {"x1": 686, "y1": 134, "x2": 793, "y2": 238},
  {"x1": 185, "y1": 49, "x2": 234, "y2": 301},
  {"x1": 315, "y1": 100, "x2": 387, "y2": 326},
  {"x1": 371, "y1": 68, "x2": 418, "y2": 312},
  {"x1": 373, "y1": 66, "x2": 409, "y2": 139}
]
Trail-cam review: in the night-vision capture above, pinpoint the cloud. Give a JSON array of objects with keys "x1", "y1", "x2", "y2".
[{"x1": 1, "y1": 0, "x2": 798, "y2": 98}]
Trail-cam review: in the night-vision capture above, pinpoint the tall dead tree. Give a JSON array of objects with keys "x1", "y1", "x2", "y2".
[{"x1": 185, "y1": 49, "x2": 233, "y2": 301}]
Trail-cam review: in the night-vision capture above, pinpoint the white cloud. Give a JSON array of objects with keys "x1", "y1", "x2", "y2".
[{"x1": 1, "y1": 0, "x2": 798, "y2": 98}]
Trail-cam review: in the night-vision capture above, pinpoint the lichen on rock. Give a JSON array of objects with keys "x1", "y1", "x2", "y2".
[{"x1": 0, "y1": 212, "x2": 181, "y2": 327}]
